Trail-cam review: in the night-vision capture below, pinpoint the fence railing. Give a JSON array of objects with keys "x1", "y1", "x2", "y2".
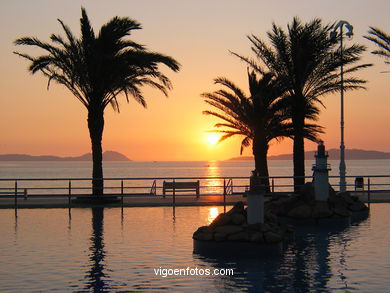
[{"x1": 1, "y1": 175, "x2": 390, "y2": 198}]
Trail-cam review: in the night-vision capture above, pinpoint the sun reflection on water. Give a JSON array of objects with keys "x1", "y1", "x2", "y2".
[
  {"x1": 207, "y1": 207, "x2": 220, "y2": 224},
  {"x1": 204, "y1": 161, "x2": 223, "y2": 194}
]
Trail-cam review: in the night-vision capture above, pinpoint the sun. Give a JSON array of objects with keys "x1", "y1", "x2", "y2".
[{"x1": 206, "y1": 133, "x2": 220, "y2": 146}]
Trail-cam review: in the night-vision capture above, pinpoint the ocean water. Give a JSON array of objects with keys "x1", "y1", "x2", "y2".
[
  {"x1": 0, "y1": 160, "x2": 390, "y2": 194},
  {"x1": 0, "y1": 204, "x2": 389, "y2": 292},
  {"x1": 1, "y1": 159, "x2": 390, "y2": 178}
]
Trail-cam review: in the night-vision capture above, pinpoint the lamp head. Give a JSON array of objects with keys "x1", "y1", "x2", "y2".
[
  {"x1": 329, "y1": 30, "x2": 337, "y2": 41},
  {"x1": 345, "y1": 23, "x2": 354, "y2": 38}
]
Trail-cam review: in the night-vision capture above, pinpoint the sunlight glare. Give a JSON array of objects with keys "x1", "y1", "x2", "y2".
[
  {"x1": 206, "y1": 133, "x2": 219, "y2": 146},
  {"x1": 208, "y1": 207, "x2": 220, "y2": 224}
]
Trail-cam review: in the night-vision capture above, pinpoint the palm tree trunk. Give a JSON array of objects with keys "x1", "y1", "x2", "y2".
[
  {"x1": 253, "y1": 133, "x2": 270, "y2": 192},
  {"x1": 292, "y1": 101, "x2": 305, "y2": 193},
  {"x1": 88, "y1": 107, "x2": 104, "y2": 196},
  {"x1": 293, "y1": 133, "x2": 305, "y2": 192}
]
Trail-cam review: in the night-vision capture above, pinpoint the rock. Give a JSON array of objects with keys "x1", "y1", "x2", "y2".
[
  {"x1": 226, "y1": 201, "x2": 245, "y2": 215},
  {"x1": 209, "y1": 213, "x2": 231, "y2": 228},
  {"x1": 328, "y1": 193, "x2": 338, "y2": 205},
  {"x1": 349, "y1": 201, "x2": 368, "y2": 212},
  {"x1": 192, "y1": 201, "x2": 288, "y2": 245},
  {"x1": 214, "y1": 233, "x2": 226, "y2": 242},
  {"x1": 285, "y1": 224, "x2": 295, "y2": 233},
  {"x1": 264, "y1": 231, "x2": 283, "y2": 243},
  {"x1": 333, "y1": 204, "x2": 352, "y2": 217},
  {"x1": 351, "y1": 195, "x2": 359, "y2": 202},
  {"x1": 194, "y1": 225, "x2": 213, "y2": 234},
  {"x1": 227, "y1": 231, "x2": 249, "y2": 241},
  {"x1": 261, "y1": 223, "x2": 271, "y2": 232},
  {"x1": 231, "y1": 213, "x2": 246, "y2": 225},
  {"x1": 328, "y1": 194, "x2": 349, "y2": 209},
  {"x1": 329, "y1": 184, "x2": 337, "y2": 198},
  {"x1": 300, "y1": 182, "x2": 315, "y2": 202},
  {"x1": 338, "y1": 192, "x2": 355, "y2": 205},
  {"x1": 214, "y1": 225, "x2": 243, "y2": 236},
  {"x1": 287, "y1": 204, "x2": 312, "y2": 219},
  {"x1": 312, "y1": 201, "x2": 333, "y2": 218},
  {"x1": 247, "y1": 223, "x2": 264, "y2": 232},
  {"x1": 249, "y1": 232, "x2": 264, "y2": 243},
  {"x1": 265, "y1": 211, "x2": 278, "y2": 224},
  {"x1": 193, "y1": 232, "x2": 213, "y2": 241},
  {"x1": 269, "y1": 197, "x2": 295, "y2": 216}
]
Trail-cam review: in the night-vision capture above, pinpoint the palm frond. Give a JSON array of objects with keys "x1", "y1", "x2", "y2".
[{"x1": 365, "y1": 26, "x2": 390, "y2": 63}]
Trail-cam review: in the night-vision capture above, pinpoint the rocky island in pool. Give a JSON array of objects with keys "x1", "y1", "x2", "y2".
[
  {"x1": 193, "y1": 201, "x2": 294, "y2": 253},
  {"x1": 193, "y1": 143, "x2": 369, "y2": 255}
]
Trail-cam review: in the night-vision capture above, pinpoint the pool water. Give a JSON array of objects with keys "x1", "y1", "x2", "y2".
[{"x1": 0, "y1": 204, "x2": 389, "y2": 292}]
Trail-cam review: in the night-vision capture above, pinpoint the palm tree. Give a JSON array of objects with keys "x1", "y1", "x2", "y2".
[
  {"x1": 14, "y1": 8, "x2": 180, "y2": 196},
  {"x1": 233, "y1": 17, "x2": 371, "y2": 192},
  {"x1": 365, "y1": 27, "x2": 390, "y2": 64},
  {"x1": 202, "y1": 71, "x2": 323, "y2": 189}
]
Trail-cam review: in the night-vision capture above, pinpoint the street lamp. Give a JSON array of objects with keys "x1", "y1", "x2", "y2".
[{"x1": 331, "y1": 20, "x2": 353, "y2": 192}]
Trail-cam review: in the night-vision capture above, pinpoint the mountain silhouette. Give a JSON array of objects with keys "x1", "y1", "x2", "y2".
[
  {"x1": 228, "y1": 149, "x2": 390, "y2": 161},
  {"x1": 0, "y1": 151, "x2": 131, "y2": 161}
]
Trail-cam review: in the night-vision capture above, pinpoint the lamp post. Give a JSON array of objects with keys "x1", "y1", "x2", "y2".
[{"x1": 330, "y1": 20, "x2": 353, "y2": 192}]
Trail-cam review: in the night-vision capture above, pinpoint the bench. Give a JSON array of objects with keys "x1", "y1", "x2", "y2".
[
  {"x1": 355, "y1": 177, "x2": 364, "y2": 190},
  {"x1": 163, "y1": 180, "x2": 200, "y2": 197}
]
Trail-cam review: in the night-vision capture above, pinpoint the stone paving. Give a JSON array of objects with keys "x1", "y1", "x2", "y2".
[{"x1": 0, "y1": 194, "x2": 247, "y2": 209}]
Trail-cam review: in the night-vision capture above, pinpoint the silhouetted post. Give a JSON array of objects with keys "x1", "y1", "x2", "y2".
[
  {"x1": 223, "y1": 179, "x2": 226, "y2": 213},
  {"x1": 368, "y1": 178, "x2": 371, "y2": 209},
  {"x1": 14, "y1": 180, "x2": 18, "y2": 210},
  {"x1": 121, "y1": 180, "x2": 124, "y2": 207},
  {"x1": 331, "y1": 20, "x2": 354, "y2": 192},
  {"x1": 68, "y1": 180, "x2": 72, "y2": 208},
  {"x1": 173, "y1": 179, "x2": 176, "y2": 207},
  {"x1": 312, "y1": 142, "x2": 331, "y2": 201}
]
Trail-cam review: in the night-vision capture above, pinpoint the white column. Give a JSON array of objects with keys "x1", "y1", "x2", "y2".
[
  {"x1": 247, "y1": 191, "x2": 264, "y2": 224},
  {"x1": 312, "y1": 142, "x2": 331, "y2": 201}
]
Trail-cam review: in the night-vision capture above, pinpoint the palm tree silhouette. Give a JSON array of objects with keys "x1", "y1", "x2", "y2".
[
  {"x1": 14, "y1": 8, "x2": 180, "y2": 196},
  {"x1": 365, "y1": 27, "x2": 390, "y2": 65},
  {"x1": 202, "y1": 71, "x2": 323, "y2": 189},
  {"x1": 233, "y1": 17, "x2": 371, "y2": 191}
]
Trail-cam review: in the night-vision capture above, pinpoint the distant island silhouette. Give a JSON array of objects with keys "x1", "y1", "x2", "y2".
[
  {"x1": 0, "y1": 151, "x2": 131, "y2": 161},
  {"x1": 228, "y1": 149, "x2": 390, "y2": 161}
]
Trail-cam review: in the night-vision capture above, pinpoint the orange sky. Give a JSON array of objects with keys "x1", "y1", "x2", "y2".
[{"x1": 0, "y1": 0, "x2": 389, "y2": 161}]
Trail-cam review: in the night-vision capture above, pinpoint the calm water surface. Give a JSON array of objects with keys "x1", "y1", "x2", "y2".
[
  {"x1": 1, "y1": 160, "x2": 390, "y2": 194},
  {"x1": 2, "y1": 160, "x2": 390, "y2": 178},
  {"x1": 0, "y1": 204, "x2": 389, "y2": 292}
]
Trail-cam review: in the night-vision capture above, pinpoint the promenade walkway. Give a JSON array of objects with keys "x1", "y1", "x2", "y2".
[
  {"x1": 0, "y1": 191, "x2": 389, "y2": 209},
  {"x1": 0, "y1": 194, "x2": 247, "y2": 209}
]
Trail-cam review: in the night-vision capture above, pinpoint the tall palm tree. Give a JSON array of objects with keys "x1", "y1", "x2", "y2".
[
  {"x1": 233, "y1": 17, "x2": 371, "y2": 191},
  {"x1": 202, "y1": 71, "x2": 323, "y2": 189},
  {"x1": 14, "y1": 8, "x2": 180, "y2": 196},
  {"x1": 365, "y1": 26, "x2": 390, "y2": 64}
]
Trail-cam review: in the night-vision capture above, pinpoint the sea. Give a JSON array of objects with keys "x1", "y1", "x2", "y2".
[{"x1": 0, "y1": 160, "x2": 390, "y2": 194}]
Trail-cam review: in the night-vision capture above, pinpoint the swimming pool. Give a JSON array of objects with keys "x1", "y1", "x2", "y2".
[{"x1": 0, "y1": 204, "x2": 389, "y2": 292}]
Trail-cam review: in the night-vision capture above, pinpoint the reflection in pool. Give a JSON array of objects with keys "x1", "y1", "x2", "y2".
[
  {"x1": 0, "y1": 204, "x2": 389, "y2": 292},
  {"x1": 207, "y1": 207, "x2": 219, "y2": 224}
]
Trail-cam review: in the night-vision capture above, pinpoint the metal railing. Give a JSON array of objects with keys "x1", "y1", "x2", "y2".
[{"x1": 1, "y1": 174, "x2": 390, "y2": 197}]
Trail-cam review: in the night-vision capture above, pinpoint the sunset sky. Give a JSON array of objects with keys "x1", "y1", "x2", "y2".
[{"x1": 0, "y1": 0, "x2": 389, "y2": 161}]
